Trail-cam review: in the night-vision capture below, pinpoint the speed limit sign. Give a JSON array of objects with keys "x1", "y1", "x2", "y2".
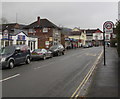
[{"x1": 103, "y1": 21, "x2": 114, "y2": 33}]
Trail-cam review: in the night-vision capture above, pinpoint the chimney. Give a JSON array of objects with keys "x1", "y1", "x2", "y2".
[{"x1": 37, "y1": 16, "x2": 40, "y2": 25}]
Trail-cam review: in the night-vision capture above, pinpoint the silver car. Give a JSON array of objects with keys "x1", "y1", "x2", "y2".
[{"x1": 31, "y1": 49, "x2": 53, "y2": 60}]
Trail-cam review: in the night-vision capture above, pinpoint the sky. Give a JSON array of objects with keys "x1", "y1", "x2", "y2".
[{"x1": 1, "y1": 1, "x2": 119, "y2": 30}]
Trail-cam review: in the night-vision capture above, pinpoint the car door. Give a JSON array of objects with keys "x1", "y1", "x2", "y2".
[{"x1": 14, "y1": 50, "x2": 23, "y2": 64}]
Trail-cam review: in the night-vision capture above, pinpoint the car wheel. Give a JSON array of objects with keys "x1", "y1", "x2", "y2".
[
  {"x1": 57, "y1": 52, "x2": 61, "y2": 56},
  {"x1": 9, "y1": 60, "x2": 14, "y2": 69},
  {"x1": 62, "y1": 51, "x2": 65, "y2": 55},
  {"x1": 26, "y1": 57, "x2": 30, "y2": 64},
  {"x1": 50, "y1": 54, "x2": 53, "y2": 58},
  {"x1": 43, "y1": 55, "x2": 46, "y2": 60}
]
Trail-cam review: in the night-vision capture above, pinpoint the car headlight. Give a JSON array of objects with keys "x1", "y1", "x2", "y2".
[{"x1": 1, "y1": 58, "x2": 6, "y2": 62}]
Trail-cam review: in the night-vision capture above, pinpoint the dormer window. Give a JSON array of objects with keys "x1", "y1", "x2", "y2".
[{"x1": 43, "y1": 28, "x2": 48, "y2": 33}]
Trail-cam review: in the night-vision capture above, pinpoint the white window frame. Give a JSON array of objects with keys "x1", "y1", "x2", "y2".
[{"x1": 43, "y1": 28, "x2": 48, "y2": 33}]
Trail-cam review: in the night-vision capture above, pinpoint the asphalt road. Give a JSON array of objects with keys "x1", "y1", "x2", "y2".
[{"x1": 1, "y1": 47, "x2": 103, "y2": 97}]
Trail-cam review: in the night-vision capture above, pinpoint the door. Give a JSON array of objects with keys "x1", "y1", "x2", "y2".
[{"x1": 14, "y1": 50, "x2": 24, "y2": 64}]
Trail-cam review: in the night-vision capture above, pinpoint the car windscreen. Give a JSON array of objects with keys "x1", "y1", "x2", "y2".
[
  {"x1": 0, "y1": 46, "x2": 15, "y2": 55},
  {"x1": 33, "y1": 49, "x2": 42, "y2": 52},
  {"x1": 49, "y1": 46, "x2": 58, "y2": 50}
]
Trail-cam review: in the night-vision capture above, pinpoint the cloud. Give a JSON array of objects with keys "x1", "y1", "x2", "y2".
[{"x1": 2, "y1": 2, "x2": 118, "y2": 29}]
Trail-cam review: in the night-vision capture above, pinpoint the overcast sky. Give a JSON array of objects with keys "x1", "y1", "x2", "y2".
[{"x1": 1, "y1": 2, "x2": 119, "y2": 30}]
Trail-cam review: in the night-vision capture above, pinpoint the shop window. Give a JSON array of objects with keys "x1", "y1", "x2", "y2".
[
  {"x1": 23, "y1": 41, "x2": 25, "y2": 45},
  {"x1": 28, "y1": 41, "x2": 30, "y2": 47},
  {"x1": 5, "y1": 41, "x2": 9, "y2": 47},
  {"x1": 1, "y1": 40, "x2": 4, "y2": 47},
  {"x1": 9, "y1": 41, "x2": 13, "y2": 46},
  {"x1": 31, "y1": 42, "x2": 33, "y2": 51},
  {"x1": 33, "y1": 41, "x2": 35, "y2": 50}
]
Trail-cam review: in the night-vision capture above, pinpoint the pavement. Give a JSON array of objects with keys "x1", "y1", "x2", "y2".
[{"x1": 86, "y1": 47, "x2": 119, "y2": 98}]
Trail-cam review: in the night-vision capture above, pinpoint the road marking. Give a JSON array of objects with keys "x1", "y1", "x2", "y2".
[
  {"x1": 34, "y1": 65, "x2": 48, "y2": 70},
  {"x1": 34, "y1": 62, "x2": 54, "y2": 70},
  {"x1": 0, "y1": 74, "x2": 20, "y2": 83},
  {"x1": 85, "y1": 53, "x2": 97, "y2": 56},
  {"x1": 70, "y1": 50, "x2": 103, "y2": 98}
]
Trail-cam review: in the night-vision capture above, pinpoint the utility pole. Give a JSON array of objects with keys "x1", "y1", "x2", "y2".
[{"x1": 103, "y1": 27, "x2": 106, "y2": 65}]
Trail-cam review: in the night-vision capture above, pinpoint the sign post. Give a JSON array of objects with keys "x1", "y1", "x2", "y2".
[{"x1": 103, "y1": 21, "x2": 114, "y2": 66}]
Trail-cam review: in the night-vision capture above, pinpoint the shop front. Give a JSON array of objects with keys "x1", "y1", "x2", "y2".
[
  {"x1": 1, "y1": 33, "x2": 13, "y2": 47},
  {"x1": 0, "y1": 31, "x2": 38, "y2": 51}
]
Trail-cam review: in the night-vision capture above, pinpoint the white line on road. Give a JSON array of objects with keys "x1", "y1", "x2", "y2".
[
  {"x1": 34, "y1": 61, "x2": 55, "y2": 70},
  {"x1": 0, "y1": 74, "x2": 20, "y2": 83}
]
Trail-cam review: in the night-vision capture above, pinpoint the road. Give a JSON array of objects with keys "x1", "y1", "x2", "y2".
[{"x1": 1, "y1": 47, "x2": 103, "y2": 97}]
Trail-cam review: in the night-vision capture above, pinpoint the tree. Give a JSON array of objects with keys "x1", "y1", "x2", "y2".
[{"x1": 116, "y1": 20, "x2": 120, "y2": 57}]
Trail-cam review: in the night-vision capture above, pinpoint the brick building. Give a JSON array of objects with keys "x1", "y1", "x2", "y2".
[{"x1": 24, "y1": 16, "x2": 61, "y2": 49}]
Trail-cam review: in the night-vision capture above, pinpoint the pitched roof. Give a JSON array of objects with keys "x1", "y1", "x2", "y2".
[
  {"x1": 86, "y1": 28, "x2": 102, "y2": 35},
  {"x1": 2, "y1": 23, "x2": 26, "y2": 31},
  {"x1": 24, "y1": 19, "x2": 60, "y2": 29},
  {"x1": 95, "y1": 29, "x2": 103, "y2": 33}
]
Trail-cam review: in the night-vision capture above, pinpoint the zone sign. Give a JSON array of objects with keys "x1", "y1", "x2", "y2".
[{"x1": 103, "y1": 21, "x2": 114, "y2": 33}]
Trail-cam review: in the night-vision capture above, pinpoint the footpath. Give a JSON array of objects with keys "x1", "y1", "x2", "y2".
[{"x1": 86, "y1": 47, "x2": 119, "y2": 98}]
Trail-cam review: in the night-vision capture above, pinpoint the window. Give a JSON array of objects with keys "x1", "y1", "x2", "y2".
[
  {"x1": 16, "y1": 41, "x2": 26, "y2": 45},
  {"x1": 43, "y1": 28, "x2": 48, "y2": 33},
  {"x1": 33, "y1": 41, "x2": 35, "y2": 50}
]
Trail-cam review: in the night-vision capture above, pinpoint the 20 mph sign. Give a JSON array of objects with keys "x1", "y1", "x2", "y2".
[{"x1": 103, "y1": 21, "x2": 114, "y2": 33}]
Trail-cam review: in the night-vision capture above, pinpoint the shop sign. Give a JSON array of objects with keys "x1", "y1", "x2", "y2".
[
  {"x1": 3, "y1": 33, "x2": 8, "y2": 39},
  {"x1": 45, "y1": 41, "x2": 49, "y2": 45}
]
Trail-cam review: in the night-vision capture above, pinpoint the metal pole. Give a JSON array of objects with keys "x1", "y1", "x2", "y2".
[{"x1": 103, "y1": 27, "x2": 106, "y2": 66}]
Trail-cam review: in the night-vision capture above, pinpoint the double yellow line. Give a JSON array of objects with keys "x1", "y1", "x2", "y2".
[{"x1": 70, "y1": 50, "x2": 103, "y2": 99}]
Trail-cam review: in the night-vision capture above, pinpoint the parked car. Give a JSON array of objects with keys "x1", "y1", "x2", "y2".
[
  {"x1": 49, "y1": 44, "x2": 65, "y2": 56},
  {"x1": 83, "y1": 44, "x2": 89, "y2": 48},
  {"x1": 0, "y1": 45, "x2": 31, "y2": 69},
  {"x1": 31, "y1": 49, "x2": 53, "y2": 60},
  {"x1": 88, "y1": 43, "x2": 93, "y2": 47}
]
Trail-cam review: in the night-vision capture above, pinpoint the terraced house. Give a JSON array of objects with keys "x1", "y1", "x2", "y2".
[{"x1": 24, "y1": 16, "x2": 61, "y2": 49}]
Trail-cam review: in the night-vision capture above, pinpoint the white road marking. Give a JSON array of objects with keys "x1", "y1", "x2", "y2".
[
  {"x1": 0, "y1": 74, "x2": 20, "y2": 83},
  {"x1": 85, "y1": 53, "x2": 97, "y2": 56},
  {"x1": 34, "y1": 61, "x2": 54, "y2": 70}
]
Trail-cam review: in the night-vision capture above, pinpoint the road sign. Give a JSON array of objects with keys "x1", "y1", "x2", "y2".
[
  {"x1": 103, "y1": 21, "x2": 114, "y2": 33},
  {"x1": 103, "y1": 21, "x2": 114, "y2": 66}
]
